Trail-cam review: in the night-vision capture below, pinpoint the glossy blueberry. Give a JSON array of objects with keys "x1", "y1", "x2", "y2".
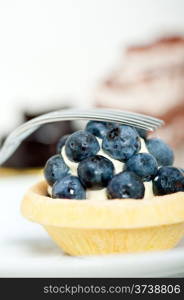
[
  {"x1": 65, "y1": 130, "x2": 100, "y2": 162},
  {"x1": 78, "y1": 155, "x2": 114, "y2": 189},
  {"x1": 102, "y1": 125, "x2": 141, "y2": 162},
  {"x1": 107, "y1": 171, "x2": 145, "y2": 199},
  {"x1": 146, "y1": 138, "x2": 174, "y2": 166},
  {"x1": 85, "y1": 121, "x2": 111, "y2": 139},
  {"x1": 56, "y1": 134, "x2": 70, "y2": 154},
  {"x1": 125, "y1": 152, "x2": 158, "y2": 181},
  {"x1": 52, "y1": 175, "x2": 86, "y2": 199},
  {"x1": 44, "y1": 154, "x2": 70, "y2": 186},
  {"x1": 135, "y1": 127, "x2": 148, "y2": 140},
  {"x1": 153, "y1": 166, "x2": 184, "y2": 196}
]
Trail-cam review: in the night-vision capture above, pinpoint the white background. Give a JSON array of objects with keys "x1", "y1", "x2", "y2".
[{"x1": 0, "y1": 0, "x2": 184, "y2": 133}]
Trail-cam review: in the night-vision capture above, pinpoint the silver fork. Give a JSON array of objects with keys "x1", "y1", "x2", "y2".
[{"x1": 0, "y1": 108, "x2": 164, "y2": 165}]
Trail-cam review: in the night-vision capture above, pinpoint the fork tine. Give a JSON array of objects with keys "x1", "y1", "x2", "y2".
[
  {"x1": 85, "y1": 112, "x2": 158, "y2": 130},
  {"x1": 53, "y1": 109, "x2": 163, "y2": 130},
  {"x1": 58, "y1": 108, "x2": 163, "y2": 127},
  {"x1": 88, "y1": 109, "x2": 164, "y2": 127},
  {"x1": 16, "y1": 112, "x2": 157, "y2": 134},
  {"x1": 108, "y1": 109, "x2": 163, "y2": 122},
  {"x1": 34, "y1": 112, "x2": 153, "y2": 130},
  {"x1": 45, "y1": 110, "x2": 153, "y2": 130}
]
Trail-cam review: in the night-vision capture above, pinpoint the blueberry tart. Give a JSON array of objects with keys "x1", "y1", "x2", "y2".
[{"x1": 21, "y1": 121, "x2": 184, "y2": 255}]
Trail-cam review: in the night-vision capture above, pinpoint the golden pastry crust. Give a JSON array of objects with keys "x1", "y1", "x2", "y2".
[
  {"x1": 21, "y1": 181, "x2": 184, "y2": 255},
  {"x1": 22, "y1": 181, "x2": 184, "y2": 229}
]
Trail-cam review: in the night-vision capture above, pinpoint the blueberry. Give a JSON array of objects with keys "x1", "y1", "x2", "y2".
[
  {"x1": 56, "y1": 134, "x2": 70, "y2": 154},
  {"x1": 107, "y1": 171, "x2": 145, "y2": 199},
  {"x1": 52, "y1": 175, "x2": 86, "y2": 199},
  {"x1": 85, "y1": 121, "x2": 110, "y2": 139},
  {"x1": 153, "y1": 166, "x2": 184, "y2": 196},
  {"x1": 105, "y1": 122, "x2": 119, "y2": 130},
  {"x1": 44, "y1": 154, "x2": 70, "y2": 186},
  {"x1": 78, "y1": 155, "x2": 114, "y2": 189},
  {"x1": 102, "y1": 125, "x2": 141, "y2": 162},
  {"x1": 135, "y1": 127, "x2": 148, "y2": 140},
  {"x1": 65, "y1": 130, "x2": 100, "y2": 162},
  {"x1": 125, "y1": 153, "x2": 158, "y2": 181},
  {"x1": 146, "y1": 138, "x2": 174, "y2": 166}
]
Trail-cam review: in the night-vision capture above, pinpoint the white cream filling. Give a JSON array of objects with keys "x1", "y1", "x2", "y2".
[
  {"x1": 47, "y1": 185, "x2": 52, "y2": 197},
  {"x1": 61, "y1": 146, "x2": 79, "y2": 176},
  {"x1": 97, "y1": 138, "x2": 123, "y2": 175},
  {"x1": 48, "y1": 136, "x2": 154, "y2": 200}
]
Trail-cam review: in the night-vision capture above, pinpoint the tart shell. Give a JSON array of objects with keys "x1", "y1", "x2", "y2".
[{"x1": 21, "y1": 181, "x2": 184, "y2": 255}]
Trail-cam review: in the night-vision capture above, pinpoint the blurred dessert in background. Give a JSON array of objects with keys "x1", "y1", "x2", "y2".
[
  {"x1": 95, "y1": 35, "x2": 184, "y2": 165},
  {"x1": 0, "y1": 108, "x2": 76, "y2": 174}
]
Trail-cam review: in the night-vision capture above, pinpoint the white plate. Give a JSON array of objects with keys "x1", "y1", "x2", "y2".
[{"x1": 1, "y1": 174, "x2": 184, "y2": 278}]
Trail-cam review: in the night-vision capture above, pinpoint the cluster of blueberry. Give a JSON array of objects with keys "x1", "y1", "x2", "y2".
[{"x1": 44, "y1": 121, "x2": 184, "y2": 200}]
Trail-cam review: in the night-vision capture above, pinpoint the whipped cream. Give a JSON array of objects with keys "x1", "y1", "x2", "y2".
[
  {"x1": 97, "y1": 138, "x2": 123, "y2": 174},
  {"x1": 48, "y1": 137, "x2": 154, "y2": 200}
]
